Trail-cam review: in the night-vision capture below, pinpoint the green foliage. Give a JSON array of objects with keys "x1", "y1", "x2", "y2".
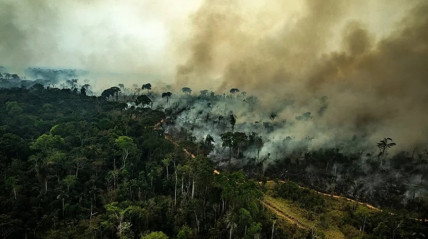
[
  {"x1": 246, "y1": 222, "x2": 262, "y2": 238},
  {"x1": 31, "y1": 134, "x2": 64, "y2": 154},
  {"x1": 136, "y1": 95, "x2": 152, "y2": 107},
  {"x1": 141, "y1": 231, "x2": 168, "y2": 239},
  {"x1": 115, "y1": 136, "x2": 135, "y2": 150},
  {"x1": 62, "y1": 175, "x2": 77, "y2": 191},
  {"x1": 177, "y1": 225, "x2": 193, "y2": 239},
  {"x1": 220, "y1": 131, "x2": 252, "y2": 158},
  {"x1": 5, "y1": 101, "x2": 23, "y2": 115},
  {"x1": 0, "y1": 88, "x2": 278, "y2": 238}
]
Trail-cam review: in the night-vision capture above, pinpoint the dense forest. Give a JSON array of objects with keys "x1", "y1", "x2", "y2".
[
  {"x1": 0, "y1": 86, "x2": 270, "y2": 238},
  {"x1": 0, "y1": 78, "x2": 427, "y2": 238}
]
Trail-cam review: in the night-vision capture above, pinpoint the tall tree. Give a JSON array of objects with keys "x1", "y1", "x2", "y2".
[
  {"x1": 115, "y1": 136, "x2": 137, "y2": 169},
  {"x1": 233, "y1": 132, "x2": 248, "y2": 158},
  {"x1": 142, "y1": 83, "x2": 152, "y2": 94},
  {"x1": 221, "y1": 132, "x2": 235, "y2": 163},
  {"x1": 135, "y1": 95, "x2": 152, "y2": 108},
  {"x1": 30, "y1": 134, "x2": 65, "y2": 194},
  {"x1": 80, "y1": 86, "x2": 87, "y2": 96},
  {"x1": 182, "y1": 87, "x2": 192, "y2": 94},
  {"x1": 377, "y1": 138, "x2": 396, "y2": 166},
  {"x1": 101, "y1": 87, "x2": 121, "y2": 101},
  {"x1": 230, "y1": 114, "x2": 236, "y2": 132},
  {"x1": 162, "y1": 92, "x2": 172, "y2": 103}
]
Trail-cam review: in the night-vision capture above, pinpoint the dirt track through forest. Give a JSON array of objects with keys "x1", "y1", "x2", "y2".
[
  {"x1": 264, "y1": 180, "x2": 427, "y2": 223},
  {"x1": 154, "y1": 119, "x2": 196, "y2": 159}
]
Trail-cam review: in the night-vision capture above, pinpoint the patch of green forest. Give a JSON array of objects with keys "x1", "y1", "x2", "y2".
[{"x1": 0, "y1": 87, "x2": 270, "y2": 238}]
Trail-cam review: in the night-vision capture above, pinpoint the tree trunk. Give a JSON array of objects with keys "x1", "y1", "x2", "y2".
[
  {"x1": 118, "y1": 221, "x2": 122, "y2": 238},
  {"x1": 362, "y1": 215, "x2": 366, "y2": 234},
  {"x1": 191, "y1": 176, "x2": 195, "y2": 199},
  {"x1": 181, "y1": 176, "x2": 184, "y2": 195},
  {"x1": 174, "y1": 171, "x2": 178, "y2": 206},
  {"x1": 122, "y1": 150, "x2": 128, "y2": 168},
  {"x1": 222, "y1": 199, "x2": 225, "y2": 214},
  {"x1": 113, "y1": 158, "x2": 117, "y2": 189},
  {"x1": 194, "y1": 212, "x2": 200, "y2": 233},
  {"x1": 44, "y1": 178, "x2": 48, "y2": 194},
  {"x1": 380, "y1": 149, "x2": 385, "y2": 167},
  {"x1": 271, "y1": 220, "x2": 276, "y2": 239},
  {"x1": 62, "y1": 198, "x2": 65, "y2": 218}
]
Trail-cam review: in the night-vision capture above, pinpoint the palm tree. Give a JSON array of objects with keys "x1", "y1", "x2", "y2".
[{"x1": 377, "y1": 138, "x2": 396, "y2": 166}]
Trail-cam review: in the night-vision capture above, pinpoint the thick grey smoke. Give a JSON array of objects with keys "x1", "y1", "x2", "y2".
[{"x1": 175, "y1": 0, "x2": 428, "y2": 149}]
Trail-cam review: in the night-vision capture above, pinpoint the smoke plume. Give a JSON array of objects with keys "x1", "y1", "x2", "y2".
[{"x1": 175, "y1": 0, "x2": 428, "y2": 149}]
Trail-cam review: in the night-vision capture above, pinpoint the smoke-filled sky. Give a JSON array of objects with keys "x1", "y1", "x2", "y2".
[{"x1": 1, "y1": 0, "x2": 428, "y2": 148}]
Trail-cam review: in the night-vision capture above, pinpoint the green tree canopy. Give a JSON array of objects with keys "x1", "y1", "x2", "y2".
[{"x1": 141, "y1": 231, "x2": 168, "y2": 239}]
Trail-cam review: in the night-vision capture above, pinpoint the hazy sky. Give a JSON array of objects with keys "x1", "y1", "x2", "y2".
[
  {"x1": 0, "y1": 0, "x2": 201, "y2": 82},
  {"x1": 1, "y1": 0, "x2": 427, "y2": 147}
]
